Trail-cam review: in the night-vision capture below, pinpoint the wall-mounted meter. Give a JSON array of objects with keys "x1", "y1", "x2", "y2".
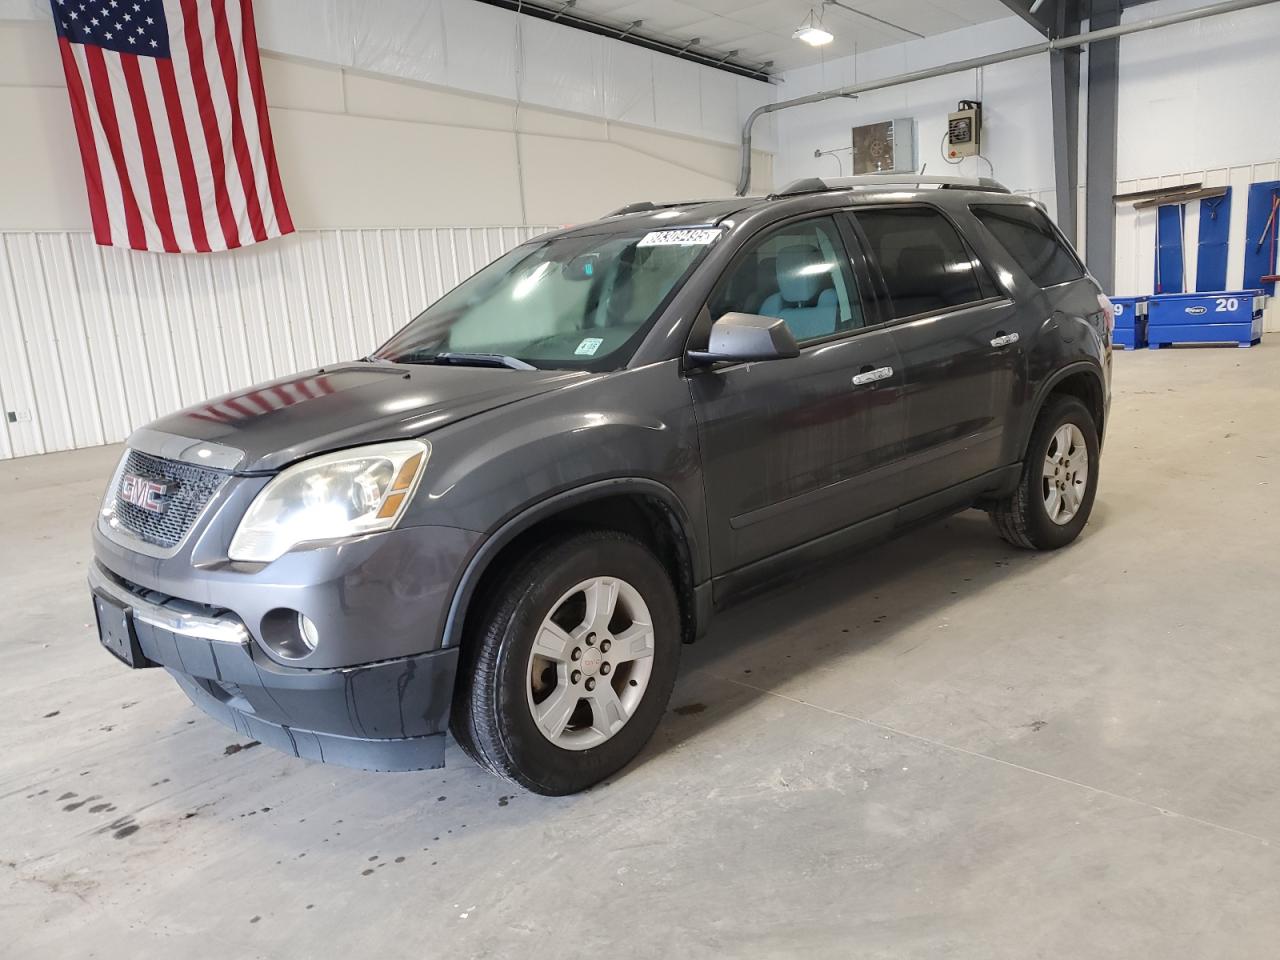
[
  {"x1": 851, "y1": 118, "x2": 917, "y2": 175},
  {"x1": 947, "y1": 100, "x2": 983, "y2": 159}
]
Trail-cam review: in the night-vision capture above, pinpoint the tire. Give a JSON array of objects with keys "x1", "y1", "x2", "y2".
[
  {"x1": 450, "y1": 529, "x2": 681, "y2": 795},
  {"x1": 990, "y1": 394, "x2": 1100, "y2": 550}
]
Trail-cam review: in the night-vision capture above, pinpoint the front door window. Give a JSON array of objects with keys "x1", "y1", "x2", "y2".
[{"x1": 708, "y1": 217, "x2": 864, "y2": 343}]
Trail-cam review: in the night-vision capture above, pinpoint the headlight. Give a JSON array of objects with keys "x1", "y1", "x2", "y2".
[{"x1": 228, "y1": 440, "x2": 429, "y2": 563}]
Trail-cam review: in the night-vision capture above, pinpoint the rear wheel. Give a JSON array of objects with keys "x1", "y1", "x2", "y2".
[
  {"x1": 450, "y1": 530, "x2": 680, "y2": 795},
  {"x1": 990, "y1": 395, "x2": 1099, "y2": 550}
]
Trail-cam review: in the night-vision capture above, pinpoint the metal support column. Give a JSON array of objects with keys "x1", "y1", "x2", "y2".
[
  {"x1": 1085, "y1": 0, "x2": 1122, "y2": 292},
  {"x1": 1050, "y1": 44, "x2": 1081, "y2": 241}
]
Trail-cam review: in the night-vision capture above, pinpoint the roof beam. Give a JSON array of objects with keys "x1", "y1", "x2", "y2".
[
  {"x1": 994, "y1": 0, "x2": 1059, "y2": 36},
  {"x1": 472, "y1": 0, "x2": 774, "y2": 82}
]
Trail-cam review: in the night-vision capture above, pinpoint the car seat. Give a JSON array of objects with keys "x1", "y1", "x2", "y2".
[{"x1": 759, "y1": 243, "x2": 839, "y2": 341}]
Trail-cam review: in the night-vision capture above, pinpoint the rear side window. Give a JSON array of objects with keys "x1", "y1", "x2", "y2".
[
  {"x1": 854, "y1": 207, "x2": 987, "y2": 320},
  {"x1": 972, "y1": 203, "x2": 1083, "y2": 288}
]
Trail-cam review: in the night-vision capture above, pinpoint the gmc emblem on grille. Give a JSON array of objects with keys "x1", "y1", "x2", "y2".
[{"x1": 120, "y1": 474, "x2": 169, "y2": 513}]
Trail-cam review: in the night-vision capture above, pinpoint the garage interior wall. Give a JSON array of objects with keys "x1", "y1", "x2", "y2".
[
  {"x1": 1112, "y1": 0, "x2": 1280, "y2": 296},
  {"x1": 772, "y1": 17, "x2": 1059, "y2": 218},
  {"x1": 0, "y1": 0, "x2": 776, "y2": 460},
  {"x1": 771, "y1": 1, "x2": 1280, "y2": 301}
]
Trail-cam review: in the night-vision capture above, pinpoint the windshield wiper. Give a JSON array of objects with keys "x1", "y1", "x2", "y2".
[{"x1": 426, "y1": 352, "x2": 537, "y2": 371}]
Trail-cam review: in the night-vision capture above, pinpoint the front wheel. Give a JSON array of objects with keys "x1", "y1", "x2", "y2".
[
  {"x1": 450, "y1": 530, "x2": 681, "y2": 795},
  {"x1": 990, "y1": 394, "x2": 1100, "y2": 550}
]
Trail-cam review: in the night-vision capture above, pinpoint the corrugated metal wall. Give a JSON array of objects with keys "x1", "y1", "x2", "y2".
[{"x1": 0, "y1": 226, "x2": 552, "y2": 460}]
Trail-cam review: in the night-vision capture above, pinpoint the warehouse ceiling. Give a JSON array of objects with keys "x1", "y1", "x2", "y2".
[{"x1": 556, "y1": 0, "x2": 1017, "y2": 72}]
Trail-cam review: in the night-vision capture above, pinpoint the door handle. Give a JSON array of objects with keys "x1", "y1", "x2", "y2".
[
  {"x1": 990, "y1": 332, "x2": 1020, "y2": 348},
  {"x1": 851, "y1": 366, "x2": 894, "y2": 386}
]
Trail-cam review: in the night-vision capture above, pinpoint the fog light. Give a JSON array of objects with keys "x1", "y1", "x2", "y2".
[
  {"x1": 298, "y1": 613, "x2": 319, "y2": 652},
  {"x1": 261, "y1": 608, "x2": 319, "y2": 660}
]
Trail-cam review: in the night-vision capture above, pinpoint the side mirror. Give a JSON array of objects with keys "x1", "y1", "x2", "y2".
[{"x1": 687, "y1": 312, "x2": 800, "y2": 365}]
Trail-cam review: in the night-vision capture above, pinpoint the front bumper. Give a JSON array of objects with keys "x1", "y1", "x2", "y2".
[
  {"x1": 92, "y1": 511, "x2": 479, "y2": 670},
  {"x1": 89, "y1": 563, "x2": 458, "y2": 771}
]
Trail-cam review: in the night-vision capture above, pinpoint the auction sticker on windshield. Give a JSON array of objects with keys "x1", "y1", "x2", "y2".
[{"x1": 638, "y1": 228, "x2": 723, "y2": 247}]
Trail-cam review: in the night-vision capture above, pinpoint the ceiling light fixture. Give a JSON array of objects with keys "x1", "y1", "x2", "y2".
[{"x1": 793, "y1": 8, "x2": 834, "y2": 46}]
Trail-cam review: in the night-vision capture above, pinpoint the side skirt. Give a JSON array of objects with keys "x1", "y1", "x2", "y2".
[{"x1": 709, "y1": 464, "x2": 1022, "y2": 611}]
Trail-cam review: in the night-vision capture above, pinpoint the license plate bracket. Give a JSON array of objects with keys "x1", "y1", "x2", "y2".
[{"x1": 93, "y1": 592, "x2": 152, "y2": 669}]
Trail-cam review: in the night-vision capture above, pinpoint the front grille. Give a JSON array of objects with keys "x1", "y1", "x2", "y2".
[{"x1": 110, "y1": 449, "x2": 230, "y2": 550}]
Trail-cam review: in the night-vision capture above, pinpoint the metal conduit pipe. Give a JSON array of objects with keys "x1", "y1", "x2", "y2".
[{"x1": 736, "y1": 0, "x2": 1280, "y2": 195}]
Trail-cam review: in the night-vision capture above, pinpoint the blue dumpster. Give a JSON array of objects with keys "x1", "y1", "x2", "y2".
[
  {"x1": 1110, "y1": 296, "x2": 1147, "y2": 350},
  {"x1": 1146, "y1": 291, "x2": 1264, "y2": 349}
]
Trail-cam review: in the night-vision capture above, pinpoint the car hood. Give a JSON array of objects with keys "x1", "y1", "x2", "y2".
[{"x1": 140, "y1": 362, "x2": 589, "y2": 472}]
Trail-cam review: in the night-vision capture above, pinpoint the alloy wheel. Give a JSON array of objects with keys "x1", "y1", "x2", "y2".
[
  {"x1": 525, "y1": 576, "x2": 656, "y2": 751},
  {"x1": 1042, "y1": 422, "x2": 1089, "y2": 525}
]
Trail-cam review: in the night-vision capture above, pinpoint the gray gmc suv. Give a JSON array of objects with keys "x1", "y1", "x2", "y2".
[{"x1": 89, "y1": 176, "x2": 1112, "y2": 795}]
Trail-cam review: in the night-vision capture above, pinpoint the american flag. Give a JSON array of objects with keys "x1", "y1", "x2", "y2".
[{"x1": 51, "y1": 0, "x2": 293, "y2": 253}]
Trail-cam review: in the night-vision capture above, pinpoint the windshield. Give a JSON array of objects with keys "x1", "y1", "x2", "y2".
[{"x1": 373, "y1": 228, "x2": 720, "y2": 370}]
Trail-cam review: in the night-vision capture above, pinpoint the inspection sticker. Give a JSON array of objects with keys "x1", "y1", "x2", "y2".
[
  {"x1": 575, "y1": 337, "x2": 604, "y2": 356},
  {"x1": 638, "y1": 227, "x2": 722, "y2": 247}
]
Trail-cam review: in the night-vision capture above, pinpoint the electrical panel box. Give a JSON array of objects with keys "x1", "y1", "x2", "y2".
[
  {"x1": 947, "y1": 101, "x2": 982, "y2": 159},
  {"x1": 851, "y1": 118, "x2": 917, "y2": 175}
]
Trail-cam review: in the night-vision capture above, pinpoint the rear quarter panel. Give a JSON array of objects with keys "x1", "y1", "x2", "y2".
[
  {"x1": 952, "y1": 200, "x2": 1110, "y2": 465},
  {"x1": 1014, "y1": 277, "x2": 1111, "y2": 452}
]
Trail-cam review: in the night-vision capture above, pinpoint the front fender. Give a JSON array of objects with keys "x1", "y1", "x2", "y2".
[
  {"x1": 437, "y1": 476, "x2": 702, "y2": 649},
  {"x1": 400, "y1": 360, "x2": 708, "y2": 648}
]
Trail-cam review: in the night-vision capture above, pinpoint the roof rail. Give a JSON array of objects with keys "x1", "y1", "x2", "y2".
[
  {"x1": 606, "y1": 201, "x2": 662, "y2": 217},
  {"x1": 775, "y1": 174, "x2": 1011, "y2": 197},
  {"x1": 603, "y1": 197, "x2": 737, "y2": 218}
]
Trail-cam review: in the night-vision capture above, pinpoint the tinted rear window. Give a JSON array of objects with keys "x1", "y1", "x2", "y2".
[
  {"x1": 972, "y1": 203, "x2": 1083, "y2": 288},
  {"x1": 854, "y1": 207, "x2": 986, "y2": 320}
]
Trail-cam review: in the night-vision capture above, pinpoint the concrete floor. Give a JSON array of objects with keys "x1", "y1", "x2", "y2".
[{"x1": 4, "y1": 345, "x2": 1280, "y2": 959}]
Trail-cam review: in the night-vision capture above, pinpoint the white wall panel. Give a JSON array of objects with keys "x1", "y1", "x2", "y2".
[
  {"x1": 4, "y1": 235, "x2": 74, "y2": 454},
  {"x1": 0, "y1": 0, "x2": 43, "y2": 18},
  {"x1": 0, "y1": 226, "x2": 552, "y2": 460},
  {"x1": 653, "y1": 57, "x2": 704, "y2": 141},
  {"x1": 349, "y1": 0, "x2": 447, "y2": 87},
  {"x1": 0, "y1": 236, "x2": 46, "y2": 458},
  {"x1": 441, "y1": 0, "x2": 518, "y2": 101},
  {"x1": 1117, "y1": 0, "x2": 1280, "y2": 183},
  {"x1": 519, "y1": 16, "x2": 605, "y2": 117},
  {"x1": 603, "y1": 41, "x2": 657, "y2": 127},
  {"x1": 698, "y1": 69, "x2": 740, "y2": 146},
  {"x1": 252, "y1": 0, "x2": 349, "y2": 66}
]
